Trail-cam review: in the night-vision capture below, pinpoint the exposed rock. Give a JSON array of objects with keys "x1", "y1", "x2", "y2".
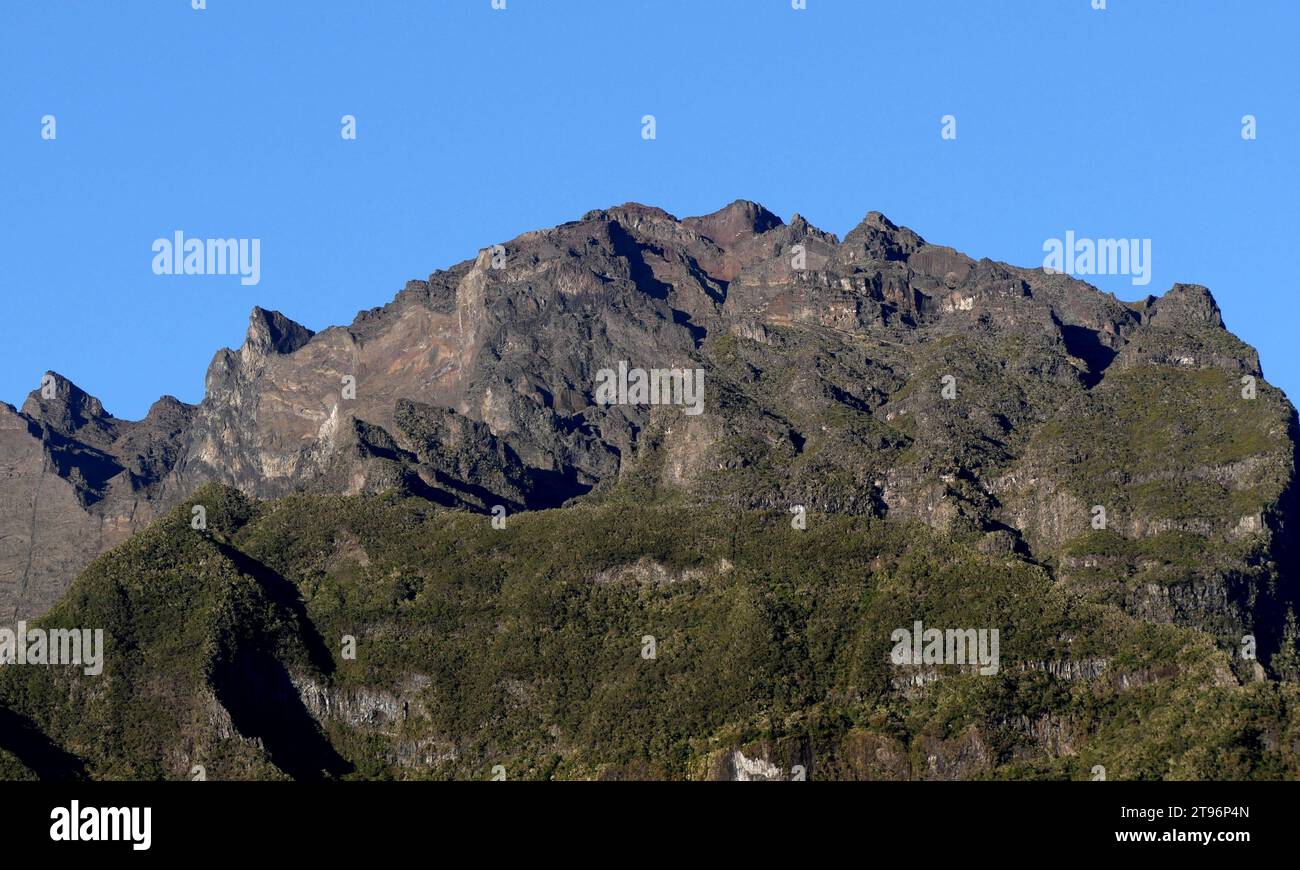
[{"x1": 1, "y1": 200, "x2": 1294, "y2": 665}]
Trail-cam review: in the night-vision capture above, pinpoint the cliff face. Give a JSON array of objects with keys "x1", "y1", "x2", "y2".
[
  {"x1": 0, "y1": 380, "x2": 192, "y2": 621},
  {"x1": 1, "y1": 200, "x2": 1296, "y2": 651},
  {"x1": 2, "y1": 200, "x2": 1298, "y2": 780}
]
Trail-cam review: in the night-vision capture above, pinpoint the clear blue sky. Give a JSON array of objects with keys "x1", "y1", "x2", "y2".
[{"x1": 1, "y1": 0, "x2": 1296, "y2": 419}]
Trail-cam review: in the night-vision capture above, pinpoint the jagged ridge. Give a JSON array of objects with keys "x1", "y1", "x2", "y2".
[{"x1": 1, "y1": 200, "x2": 1295, "y2": 659}]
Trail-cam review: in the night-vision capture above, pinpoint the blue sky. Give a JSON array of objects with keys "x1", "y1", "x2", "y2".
[{"x1": 1, "y1": 0, "x2": 1296, "y2": 419}]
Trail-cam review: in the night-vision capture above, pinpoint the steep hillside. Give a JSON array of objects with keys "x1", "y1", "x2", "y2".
[
  {"x1": 2, "y1": 202, "x2": 1295, "y2": 650},
  {"x1": 2, "y1": 486, "x2": 1298, "y2": 780},
  {"x1": 2, "y1": 201, "x2": 1297, "y2": 779}
]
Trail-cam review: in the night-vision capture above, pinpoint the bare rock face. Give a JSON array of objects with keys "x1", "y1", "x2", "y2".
[
  {"x1": 2, "y1": 200, "x2": 1296, "y2": 650},
  {"x1": 0, "y1": 376, "x2": 193, "y2": 621}
]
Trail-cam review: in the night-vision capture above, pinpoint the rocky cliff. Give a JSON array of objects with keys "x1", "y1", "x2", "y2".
[
  {"x1": 3, "y1": 200, "x2": 1299, "y2": 780},
  {"x1": 2, "y1": 199, "x2": 1296, "y2": 655}
]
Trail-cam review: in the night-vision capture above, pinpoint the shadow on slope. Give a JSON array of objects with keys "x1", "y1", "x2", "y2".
[
  {"x1": 0, "y1": 704, "x2": 86, "y2": 780},
  {"x1": 208, "y1": 541, "x2": 351, "y2": 780}
]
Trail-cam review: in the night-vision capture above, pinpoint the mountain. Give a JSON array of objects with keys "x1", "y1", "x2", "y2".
[{"x1": 1, "y1": 200, "x2": 1297, "y2": 779}]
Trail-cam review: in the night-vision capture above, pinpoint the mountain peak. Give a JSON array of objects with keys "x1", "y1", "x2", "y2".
[
  {"x1": 682, "y1": 199, "x2": 783, "y2": 246},
  {"x1": 244, "y1": 307, "x2": 315, "y2": 357},
  {"x1": 582, "y1": 202, "x2": 679, "y2": 226},
  {"x1": 841, "y1": 211, "x2": 925, "y2": 261},
  {"x1": 1144, "y1": 283, "x2": 1224, "y2": 329},
  {"x1": 861, "y1": 210, "x2": 898, "y2": 231},
  {"x1": 20, "y1": 371, "x2": 111, "y2": 431}
]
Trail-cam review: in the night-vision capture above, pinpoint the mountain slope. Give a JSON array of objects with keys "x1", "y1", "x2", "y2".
[
  {"x1": 2, "y1": 201, "x2": 1294, "y2": 655},
  {"x1": 2, "y1": 201, "x2": 1298, "y2": 780},
  {"x1": 3, "y1": 485, "x2": 1299, "y2": 780}
]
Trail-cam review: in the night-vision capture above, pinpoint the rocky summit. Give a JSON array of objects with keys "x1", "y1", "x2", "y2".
[{"x1": 1, "y1": 201, "x2": 1298, "y2": 780}]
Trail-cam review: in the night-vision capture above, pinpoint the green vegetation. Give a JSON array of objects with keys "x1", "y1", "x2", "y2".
[
  {"x1": 3, "y1": 483, "x2": 1298, "y2": 781},
  {"x1": 1028, "y1": 367, "x2": 1290, "y2": 521}
]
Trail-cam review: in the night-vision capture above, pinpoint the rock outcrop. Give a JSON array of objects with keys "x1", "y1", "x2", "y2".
[{"x1": 2, "y1": 201, "x2": 1295, "y2": 657}]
